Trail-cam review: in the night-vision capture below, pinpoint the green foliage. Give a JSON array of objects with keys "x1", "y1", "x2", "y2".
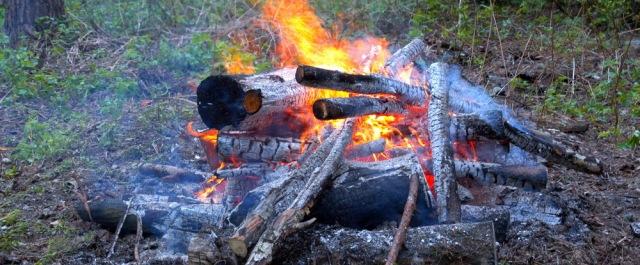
[
  {"x1": 0, "y1": 210, "x2": 28, "y2": 252},
  {"x1": 620, "y1": 130, "x2": 640, "y2": 149},
  {"x1": 12, "y1": 117, "x2": 76, "y2": 164}
]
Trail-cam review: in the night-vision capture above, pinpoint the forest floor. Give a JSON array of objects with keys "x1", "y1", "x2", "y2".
[{"x1": 1, "y1": 1, "x2": 639, "y2": 264}]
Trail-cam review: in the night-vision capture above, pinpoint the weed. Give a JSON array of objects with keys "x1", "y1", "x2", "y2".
[
  {"x1": 0, "y1": 210, "x2": 28, "y2": 252},
  {"x1": 12, "y1": 117, "x2": 76, "y2": 164}
]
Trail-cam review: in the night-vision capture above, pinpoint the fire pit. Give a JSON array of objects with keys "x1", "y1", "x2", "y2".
[{"x1": 76, "y1": 1, "x2": 602, "y2": 264}]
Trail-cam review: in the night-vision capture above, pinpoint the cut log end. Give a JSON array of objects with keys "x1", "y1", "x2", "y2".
[
  {"x1": 197, "y1": 75, "x2": 247, "y2": 129},
  {"x1": 312, "y1": 99, "x2": 339, "y2": 120},
  {"x1": 244, "y1": 89, "x2": 263, "y2": 114}
]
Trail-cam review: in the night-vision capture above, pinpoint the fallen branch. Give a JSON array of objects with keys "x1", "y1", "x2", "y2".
[
  {"x1": 385, "y1": 164, "x2": 419, "y2": 265},
  {"x1": 428, "y1": 62, "x2": 461, "y2": 223},
  {"x1": 296, "y1": 65, "x2": 428, "y2": 105},
  {"x1": 107, "y1": 198, "x2": 132, "y2": 259}
]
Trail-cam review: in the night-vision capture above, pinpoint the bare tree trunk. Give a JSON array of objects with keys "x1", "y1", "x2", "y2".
[{"x1": 3, "y1": 0, "x2": 65, "y2": 47}]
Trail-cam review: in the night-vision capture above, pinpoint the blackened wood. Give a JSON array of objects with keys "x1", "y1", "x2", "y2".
[
  {"x1": 385, "y1": 166, "x2": 419, "y2": 265},
  {"x1": 313, "y1": 96, "x2": 407, "y2": 120},
  {"x1": 3, "y1": 0, "x2": 65, "y2": 47},
  {"x1": 227, "y1": 124, "x2": 345, "y2": 258},
  {"x1": 76, "y1": 197, "x2": 225, "y2": 236},
  {"x1": 345, "y1": 139, "x2": 386, "y2": 159},
  {"x1": 428, "y1": 62, "x2": 461, "y2": 223},
  {"x1": 454, "y1": 161, "x2": 547, "y2": 191},
  {"x1": 450, "y1": 110, "x2": 505, "y2": 141},
  {"x1": 245, "y1": 119, "x2": 355, "y2": 265},
  {"x1": 197, "y1": 68, "x2": 319, "y2": 130},
  {"x1": 384, "y1": 38, "x2": 428, "y2": 77},
  {"x1": 216, "y1": 132, "x2": 312, "y2": 163},
  {"x1": 296, "y1": 65, "x2": 428, "y2": 105},
  {"x1": 502, "y1": 122, "x2": 603, "y2": 174},
  {"x1": 276, "y1": 222, "x2": 496, "y2": 265}
]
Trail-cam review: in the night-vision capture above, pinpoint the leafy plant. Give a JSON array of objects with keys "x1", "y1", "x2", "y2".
[
  {"x1": 12, "y1": 117, "x2": 76, "y2": 164},
  {"x1": 0, "y1": 210, "x2": 28, "y2": 252}
]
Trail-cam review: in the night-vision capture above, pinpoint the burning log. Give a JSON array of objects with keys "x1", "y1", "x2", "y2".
[
  {"x1": 276, "y1": 222, "x2": 497, "y2": 265},
  {"x1": 216, "y1": 132, "x2": 312, "y2": 163},
  {"x1": 345, "y1": 139, "x2": 386, "y2": 159},
  {"x1": 227, "y1": 122, "x2": 349, "y2": 258},
  {"x1": 295, "y1": 65, "x2": 428, "y2": 106},
  {"x1": 428, "y1": 62, "x2": 461, "y2": 223},
  {"x1": 245, "y1": 119, "x2": 355, "y2": 265},
  {"x1": 197, "y1": 68, "x2": 319, "y2": 131},
  {"x1": 384, "y1": 38, "x2": 428, "y2": 77},
  {"x1": 312, "y1": 96, "x2": 407, "y2": 120}
]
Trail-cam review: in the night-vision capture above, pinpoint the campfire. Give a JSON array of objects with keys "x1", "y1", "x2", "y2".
[{"x1": 77, "y1": 0, "x2": 602, "y2": 264}]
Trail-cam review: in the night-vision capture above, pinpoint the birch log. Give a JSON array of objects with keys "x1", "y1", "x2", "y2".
[{"x1": 384, "y1": 38, "x2": 428, "y2": 77}]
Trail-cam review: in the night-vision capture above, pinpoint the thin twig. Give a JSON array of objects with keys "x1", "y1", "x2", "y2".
[
  {"x1": 385, "y1": 170, "x2": 419, "y2": 265},
  {"x1": 134, "y1": 213, "x2": 143, "y2": 262},
  {"x1": 107, "y1": 197, "x2": 133, "y2": 259}
]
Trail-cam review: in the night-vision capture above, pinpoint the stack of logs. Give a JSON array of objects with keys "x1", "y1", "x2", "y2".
[
  {"x1": 186, "y1": 38, "x2": 603, "y2": 265},
  {"x1": 77, "y1": 38, "x2": 603, "y2": 265}
]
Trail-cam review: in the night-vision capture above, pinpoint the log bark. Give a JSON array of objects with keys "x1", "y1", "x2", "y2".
[
  {"x1": 453, "y1": 160, "x2": 547, "y2": 191},
  {"x1": 384, "y1": 38, "x2": 428, "y2": 77},
  {"x1": 428, "y1": 62, "x2": 461, "y2": 223},
  {"x1": 197, "y1": 68, "x2": 319, "y2": 131},
  {"x1": 296, "y1": 65, "x2": 428, "y2": 106},
  {"x1": 275, "y1": 222, "x2": 497, "y2": 265},
  {"x1": 3, "y1": 0, "x2": 65, "y2": 47},
  {"x1": 216, "y1": 132, "x2": 312, "y2": 163},
  {"x1": 313, "y1": 96, "x2": 407, "y2": 120},
  {"x1": 450, "y1": 110, "x2": 506, "y2": 141},
  {"x1": 245, "y1": 119, "x2": 355, "y2": 265},
  {"x1": 227, "y1": 122, "x2": 347, "y2": 258}
]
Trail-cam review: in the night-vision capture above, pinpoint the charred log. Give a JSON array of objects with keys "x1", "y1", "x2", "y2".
[
  {"x1": 245, "y1": 119, "x2": 355, "y2": 265},
  {"x1": 139, "y1": 163, "x2": 208, "y2": 183},
  {"x1": 296, "y1": 65, "x2": 428, "y2": 106},
  {"x1": 216, "y1": 132, "x2": 312, "y2": 163},
  {"x1": 227, "y1": 123, "x2": 347, "y2": 258},
  {"x1": 275, "y1": 222, "x2": 497, "y2": 265},
  {"x1": 197, "y1": 68, "x2": 319, "y2": 132},
  {"x1": 312, "y1": 96, "x2": 407, "y2": 120},
  {"x1": 428, "y1": 62, "x2": 461, "y2": 223},
  {"x1": 384, "y1": 38, "x2": 428, "y2": 77}
]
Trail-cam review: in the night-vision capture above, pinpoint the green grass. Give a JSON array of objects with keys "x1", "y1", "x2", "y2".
[
  {"x1": 0, "y1": 210, "x2": 28, "y2": 252},
  {"x1": 11, "y1": 117, "x2": 77, "y2": 164}
]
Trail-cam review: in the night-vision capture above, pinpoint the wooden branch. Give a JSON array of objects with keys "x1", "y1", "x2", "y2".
[
  {"x1": 428, "y1": 62, "x2": 461, "y2": 223},
  {"x1": 296, "y1": 65, "x2": 428, "y2": 105},
  {"x1": 245, "y1": 119, "x2": 356, "y2": 265},
  {"x1": 385, "y1": 165, "x2": 419, "y2": 265},
  {"x1": 276, "y1": 222, "x2": 497, "y2": 264},
  {"x1": 345, "y1": 139, "x2": 386, "y2": 159},
  {"x1": 139, "y1": 163, "x2": 208, "y2": 182},
  {"x1": 502, "y1": 122, "x2": 603, "y2": 174},
  {"x1": 227, "y1": 123, "x2": 345, "y2": 258},
  {"x1": 312, "y1": 96, "x2": 407, "y2": 120},
  {"x1": 197, "y1": 68, "x2": 319, "y2": 131},
  {"x1": 216, "y1": 132, "x2": 312, "y2": 163},
  {"x1": 384, "y1": 38, "x2": 428, "y2": 77}
]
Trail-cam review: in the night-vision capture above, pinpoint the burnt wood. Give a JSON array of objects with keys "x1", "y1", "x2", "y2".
[
  {"x1": 296, "y1": 65, "x2": 428, "y2": 106},
  {"x1": 428, "y1": 62, "x2": 461, "y2": 223},
  {"x1": 384, "y1": 38, "x2": 428, "y2": 77},
  {"x1": 275, "y1": 222, "x2": 497, "y2": 265},
  {"x1": 216, "y1": 132, "x2": 312, "y2": 163},
  {"x1": 313, "y1": 96, "x2": 407, "y2": 120},
  {"x1": 197, "y1": 68, "x2": 319, "y2": 131}
]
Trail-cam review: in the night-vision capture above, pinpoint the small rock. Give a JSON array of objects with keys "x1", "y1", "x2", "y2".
[
  {"x1": 630, "y1": 222, "x2": 640, "y2": 237},
  {"x1": 491, "y1": 86, "x2": 505, "y2": 96},
  {"x1": 1, "y1": 157, "x2": 10, "y2": 164}
]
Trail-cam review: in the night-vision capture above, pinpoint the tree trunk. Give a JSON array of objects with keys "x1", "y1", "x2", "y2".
[{"x1": 3, "y1": 0, "x2": 65, "y2": 47}]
